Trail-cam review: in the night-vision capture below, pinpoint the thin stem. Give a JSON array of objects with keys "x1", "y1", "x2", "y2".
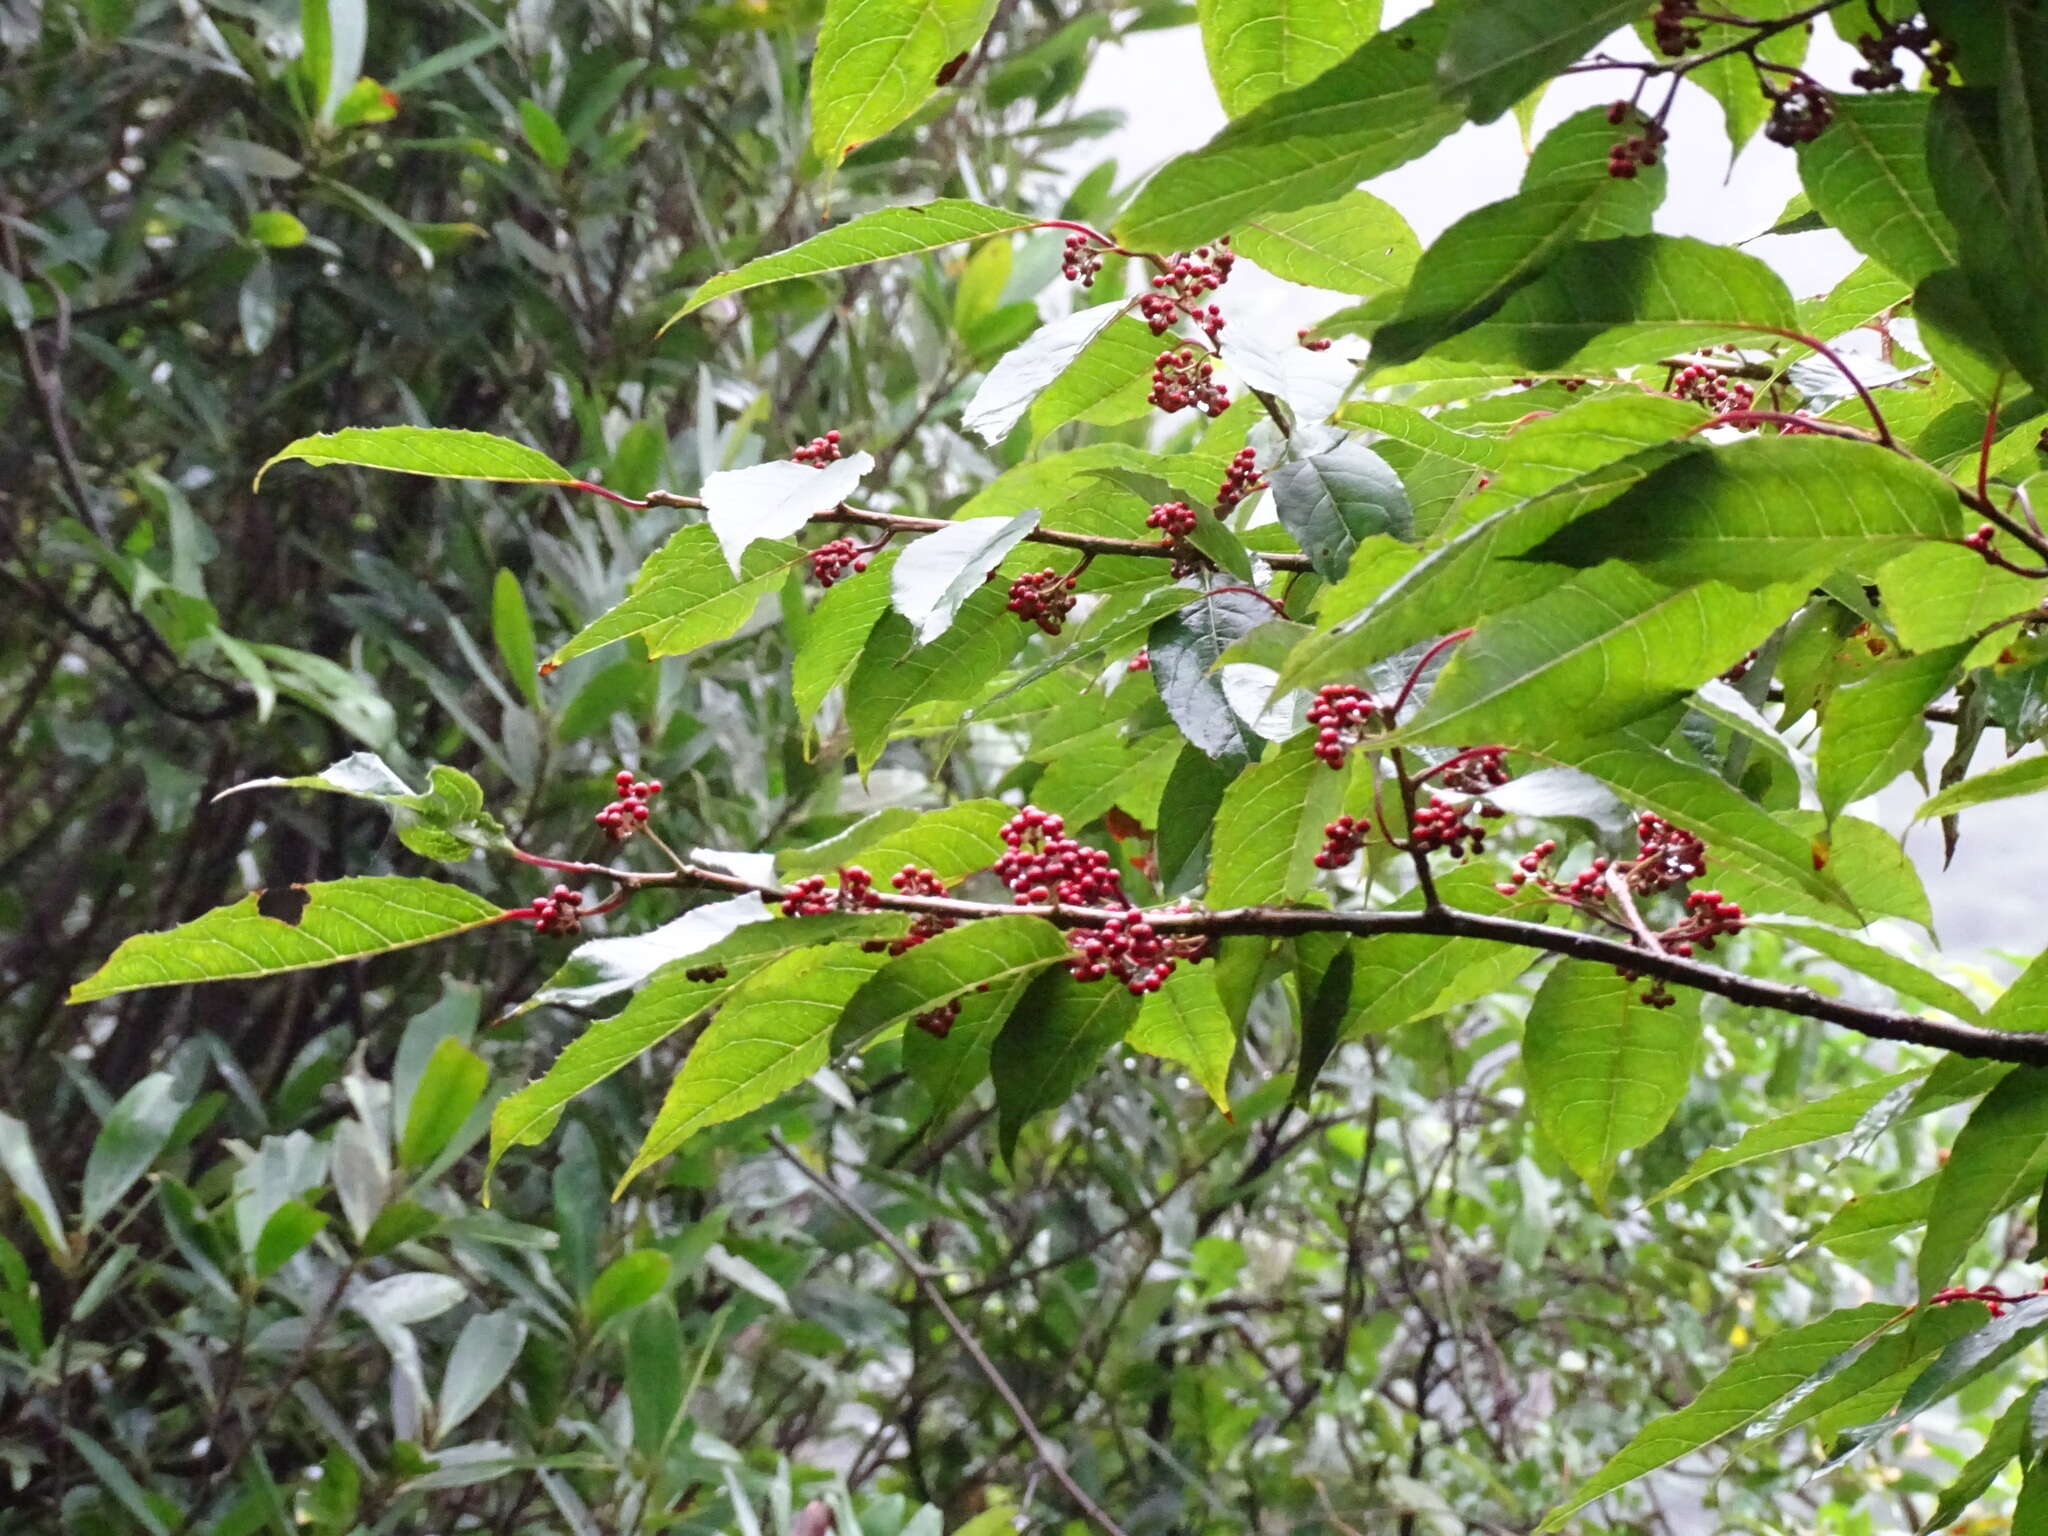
[
  {"x1": 1730, "y1": 325, "x2": 1893, "y2": 447},
  {"x1": 1391, "y1": 629, "x2": 1474, "y2": 719},
  {"x1": 1387, "y1": 748, "x2": 1443, "y2": 912},
  {"x1": 1691, "y1": 409, "x2": 1874, "y2": 443},
  {"x1": 1411, "y1": 745, "x2": 1508, "y2": 788},
  {"x1": 1978, "y1": 381, "x2": 2004, "y2": 507},
  {"x1": 1205, "y1": 584, "x2": 1288, "y2": 618}
]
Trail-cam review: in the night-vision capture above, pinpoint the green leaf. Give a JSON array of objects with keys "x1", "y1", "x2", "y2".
[
  {"x1": 0, "y1": 1114, "x2": 65, "y2": 1259},
  {"x1": 793, "y1": 546, "x2": 899, "y2": 720},
  {"x1": 1382, "y1": 236, "x2": 1798, "y2": 375},
  {"x1": 903, "y1": 968, "x2": 1039, "y2": 1119},
  {"x1": 1758, "y1": 920, "x2": 1984, "y2": 1023},
  {"x1": 809, "y1": 0, "x2": 998, "y2": 165},
  {"x1": 437, "y1": 1310, "x2": 528, "y2": 1440},
  {"x1": 1652, "y1": 1068, "x2": 1924, "y2": 1204},
  {"x1": 518, "y1": 97, "x2": 569, "y2": 169},
  {"x1": 1527, "y1": 435, "x2": 1965, "y2": 591},
  {"x1": 70, "y1": 877, "x2": 508, "y2": 1003},
  {"x1": 834, "y1": 916, "x2": 1073, "y2": 1055},
  {"x1": 846, "y1": 593, "x2": 1021, "y2": 772},
  {"x1": 1235, "y1": 190, "x2": 1418, "y2": 299},
  {"x1": 587, "y1": 1249, "x2": 671, "y2": 1326},
  {"x1": 217, "y1": 752, "x2": 509, "y2": 860},
  {"x1": 1928, "y1": 87, "x2": 2048, "y2": 401},
  {"x1": 990, "y1": 969, "x2": 1139, "y2": 1163},
  {"x1": 1920, "y1": 1385, "x2": 2039, "y2": 1533},
  {"x1": 491, "y1": 570, "x2": 541, "y2": 708},
  {"x1": 398, "y1": 1038, "x2": 488, "y2": 1170},
  {"x1": 82, "y1": 1073, "x2": 186, "y2": 1228},
  {"x1": 891, "y1": 510, "x2": 1041, "y2": 643},
  {"x1": 1194, "y1": 0, "x2": 1382, "y2": 117},
  {"x1": 247, "y1": 209, "x2": 309, "y2": 248},
  {"x1": 1150, "y1": 587, "x2": 1274, "y2": 760},
  {"x1": 1399, "y1": 566, "x2": 1802, "y2": 748},
  {"x1": 1338, "y1": 400, "x2": 1506, "y2": 468},
  {"x1": 1027, "y1": 316, "x2": 1159, "y2": 439},
  {"x1": 1538, "y1": 1304, "x2": 1907, "y2": 1530},
  {"x1": 672, "y1": 200, "x2": 1036, "y2": 321},
  {"x1": 544, "y1": 525, "x2": 807, "y2": 671},
  {"x1": 964, "y1": 306, "x2": 1125, "y2": 444},
  {"x1": 1919, "y1": 1066, "x2": 2048, "y2": 1298},
  {"x1": 783, "y1": 801, "x2": 1011, "y2": 884},
  {"x1": 1206, "y1": 737, "x2": 1346, "y2": 909},
  {"x1": 1916, "y1": 754, "x2": 2048, "y2": 823},
  {"x1": 1268, "y1": 437, "x2": 1411, "y2": 582},
  {"x1": 1437, "y1": 0, "x2": 1645, "y2": 124},
  {"x1": 1817, "y1": 646, "x2": 1967, "y2": 822},
  {"x1": 1522, "y1": 960, "x2": 1702, "y2": 1201},
  {"x1": 1116, "y1": 8, "x2": 1462, "y2": 253},
  {"x1": 1796, "y1": 92, "x2": 1959, "y2": 287},
  {"x1": 255, "y1": 427, "x2": 573, "y2": 490},
  {"x1": 703, "y1": 452, "x2": 873, "y2": 572},
  {"x1": 618, "y1": 945, "x2": 892, "y2": 1188},
  {"x1": 253, "y1": 1199, "x2": 329, "y2": 1279},
  {"x1": 1129, "y1": 965, "x2": 1236, "y2": 1112},
  {"x1": 1986, "y1": 947, "x2": 2048, "y2": 1035}
]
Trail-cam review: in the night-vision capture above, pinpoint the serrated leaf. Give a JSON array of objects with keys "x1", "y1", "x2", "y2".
[
  {"x1": 1916, "y1": 754, "x2": 2048, "y2": 822},
  {"x1": 1797, "y1": 92, "x2": 1959, "y2": 287},
  {"x1": 70, "y1": 878, "x2": 508, "y2": 1002},
  {"x1": 848, "y1": 592, "x2": 1021, "y2": 770},
  {"x1": 1116, "y1": 8, "x2": 1461, "y2": 253},
  {"x1": 890, "y1": 510, "x2": 1041, "y2": 644},
  {"x1": 1437, "y1": 0, "x2": 1644, "y2": 124},
  {"x1": 255, "y1": 427, "x2": 573, "y2": 489},
  {"x1": 1194, "y1": 0, "x2": 1382, "y2": 118},
  {"x1": 1268, "y1": 438, "x2": 1411, "y2": 581},
  {"x1": 1129, "y1": 965, "x2": 1235, "y2": 1111},
  {"x1": 793, "y1": 546, "x2": 900, "y2": 720},
  {"x1": 702, "y1": 453, "x2": 873, "y2": 574},
  {"x1": 1818, "y1": 646, "x2": 1967, "y2": 822},
  {"x1": 964, "y1": 306, "x2": 1124, "y2": 444},
  {"x1": 1522, "y1": 960, "x2": 1702, "y2": 1201},
  {"x1": 788, "y1": 800, "x2": 1011, "y2": 884},
  {"x1": 903, "y1": 968, "x2": 1037, "y2": 1119},
  {"x1": 1537, "y1": 1304, "x2": 1906, "y2": 1530},
  {"x1": 1758, "y1": 920, "x2": 1983, "y2": 1023},
  {"x1": 990, "y1": 969, "x2": 1138, "y2": 1163},
  {"x1": 1206, "y1": 736, "x2": 1345, "y2": 908},
  {"x1": 809, "y1": 0, "x2": 998, "y2": 166},
  {"x1": 1928, "y1": 86, "x2": 2048, "y2": 401},
  {"x1": 544, "y1": 524, "x2": 806, "y2": 671},
  {"x1": 1919, "y1": 1066, "x2": 2048, "y2": 1298},
  {"x1": 672, "y1": 200, "x2": 1036, "y2": 321},
  {"x1": 1235, "y1": 190, "x2": 1418, "y2": 298},
  {"x1": 217, "y1": 752, "x2": 508, "y2": 860},
  {"x1": 834, "y1": 916, "x2": 1073, "y2": 1054},
  {"x1": 1652, "y1": 1068, "x2": 1924, "y2": 1204},
  {"x1": 618, "y1": 945, "x2": 892, "y2": 1188},
  {"x1": 1028, "y1": 315, "x2": 1159, "y2": 439}
]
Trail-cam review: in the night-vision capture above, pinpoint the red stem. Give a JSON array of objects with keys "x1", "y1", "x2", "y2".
[
  {"x1": 1692, "y1": 409, "x2": 1873, "y2": 442},
  {"x1": 569, "y1": 479, "x2": 652, "y2": 509},
  {"x1": 1412, "y1": 745, "x2": 1507, "y2": 787},
  {"x1": 1978, "y1": 383, "x2": 2003, "y2": 506},
  {"x1": 1391, "y1": 629, "x2": 1475, "y2": 718}
]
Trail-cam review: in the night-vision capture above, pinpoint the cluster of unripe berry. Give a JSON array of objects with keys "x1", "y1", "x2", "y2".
[
  {"x1": 1127, "y1": 647, "x2": 1151, "y2": 673},
  {"x1": 595, "y1": 770, "x2": 661, "y2": 842},
  {"x1": 1213, "y1": 447, "x2": 1263, "y2": 519},
  {"x1": 1408, "y1": 795, "x2": 1490, "y2": 858},
  {"x1": 1007, "y1": 567, "x2": 1080, "y2": 634},
  {"x1": 792, "y1": 430, "x2": 843, "y2": 466},
  {"x1": 808, "y1": 537, "x2": 868, "y2": 587},
  {"x1": 528, "y1": 884, "x2": 585, "y2": 936},
  {"x1": 1650, "y1": 0, "x2": 1700, "y2": 57},
  {"x1": 1314, "y1": 814, "x2": 1368, "y2": 870},
  {"x1": 1308, "y1": 684, "x2": 1377, "y2": 769},
  {"x1": 1670, "y1": 362, "x2": 1754, "y2": 412},
  {"x1": 1605, "y1": 109, "x2": 1667, "y2": 180},
  {"x1": 1851, "y1": 16, "x2": 1946, "y2": 90},
  {"x1": 1060, "y1": 233, "x2": 1104, "y2": 288},
  {"x1": 1631, "y1": 812, "x2": 1708, "y2": 893},
  {"x1": 1138, "y1": 239, "x2": 1234, "y2": 342},
  {"x1": 1296, "y1": 328, "x2": 1332, "y2": 353},
  {"x1": 1150, "y1": 347, "x2": 1230, "y2": 417},
  {"x1": 995, "y1": 807, "x2": 1126, "y2": 908},
  {"x1": 1764, "y1": 80, "x2": 1834, "y2": 146},
  {"x1": 1146, "y1": 500, "x2": 1198, "y2": 539},
  {"x1": 1964, "y1": 523, "x2": 2001, "y2": 562},
  {"x1": 868, "y1": 865, "x2": 954, "y2": 956}
]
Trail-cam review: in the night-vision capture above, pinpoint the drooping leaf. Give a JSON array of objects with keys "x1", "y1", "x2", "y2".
[
  {"x1": 397, "y1": 1038, "x2": 489, "y2": 1170},
  {"x1": 702, "y1": 452, "x2": 873, "y2": 573},
  {"x1": 217, "y1": 753, "x2": 509, "y2": 861},
  {"x1": 793, "y1": 547, "x2": 900, "y2": 720},
  {"x1": 1028, "y1": 315, "x2": 1161, "y2": 439},
  {"x1": 890, "y1": 511, "x2": 1042, "y2": 643},
  {"x1": 847, "y1": 591, "x2": 1023, "y2": 771},
  {"x1": 254, "y1": 426, "x2": 574, "y2": 489},
  {"x1": 1268, "y1": 437, "x2": 1412, "y2": 581},
  {"x1": 70, "y1": 878, "x2": 509, "y2": 1003},
  {"x1": 1206, "y1": 736, "x2": 1345, "y2": 909},
  {"x1": 544, "y1": 524, "x2": 806, "y2": 671},
  {"x1": 963, "y1": 306, "x2": 1124, "y2": 444},
  {"x1": 902, "y1": 968, "x2": 1038, "y2": 1120},
  {"x1": 809, "y1": 0, "x2": 999, "y2": 166},
  {"x1": 1758, "y1": 920, "x2": 1984, "y2": 1024},
  {"x1": 1235, "y1": 190, "x2": 1418, "y2": 299},
  {"x1": 1149, "y1": 587, "x2": 1274, "y2": 759},
  {"x1": 1927, "y1": 86, "x2": 2048, "y2": 400},
  {"x1": 1796, "y1": 92, "x2": 1960, "y2": 287},
  {"x1": 1128, "y1": 965, "x2": 1236, "y2": 1112},
  {"x1": 82, "y1": 1073, "x2": 187, "y2": 1229},
  {"x1": 834, "y1": 916, "x2": 1074, "y2": 1055},
  {"x1": 1817, "y1": 646, "x2": 1967, "y2": 822},
  {"x1": 990, "y1": 968, "x2": 1139, "y2": 1163},
  {"x1": 671, "y1": 200, "x2": 1037, "y2": 321},
  {"x1": 1194, "y1": 0, "x2": 1382, "y2": 118},
  {"x1": 1652, "y1": 1069, "x2": 1924, "y2": 1204},
  {"x1": 1916, "y1": 754, "x2": 2048, "y2": 823},
  {"x1": 1879, "y1": 544, "x2": 2035, "y2": 658},
  {"x1": 1918, "y1": 1066, "x2": 2048, "y2": 1298},
  {"x1": 1438, "y1": 0, "x2": 1645, "y2": 124}
]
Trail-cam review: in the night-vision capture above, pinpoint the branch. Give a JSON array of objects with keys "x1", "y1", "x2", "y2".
[{"x1": 766, "y1": 1134, "x2": 1133, "y2": 1536}]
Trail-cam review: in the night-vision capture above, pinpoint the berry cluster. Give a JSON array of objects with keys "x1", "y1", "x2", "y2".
[
  {"x1": 1314, "y1": 814, "x2": 1368, "y2": 871},
  {"x1": 1127, "y1": 647, "x2": 1151, "y2": 673},
  {"x1": 595, "y1": 770, "x2": 661, "y2": 842},
  {"x1": 1606, "y1": 114, "x2": 1667, "y2": 180},
  {"x1": 1068, "y1": 911, "x2": 1179, "y2": 994},
  {"x1": 1664, "y1": 889, "x2": 1746, "y2": 958},
  {"x1": 1765, "y1": 80, "x2": 1834, "y2": 146},
  {"x1": 1146, "y1": 500, "x2": 1198, "y2": 540},
  {"x1": 1060, "y1": 233, "x2": 1104, "y2": 288},
  {"x1": 1931, "y1": 1278, "x2": 2048, "y2": 1319},
  {"x1": 1007, "y1": 568, "x2": 1080, "y2": 634},
  {"x1": 528, "y1": 884, "x2": 584, "y2": 936},
  {"x1": 1670, "y1": 362, "x2": 1754, "y2": 412},
  {"x1": 1296, "y1": 328, "x2": 1332, "y2": 353},
  {"x1": 1408, "y1": 795, "x2": 1488, "y2": 859},
  {"x1": 1495, "y1": 838, "x2": 1559, "y2": 898},
  {"x1": 1150, "y1": 346, "x2": 1231, "y2": 417},
  {"x1": 1851, "y1": 16, "x2": 1947, "y2": 91},
  {"x1": 911, "y1": 999, "x2": 962, "y2": 1038},
  {"x1": 1214, "y1": 447, "x2": 1263, "y2": 520},
  {"x1": 1138, "y1": 240, "x2": 1234, "y2": 341},
  {"x1": 995, "y1": 808, "x2": 1125, "y2": 908},
  {"x1": 1631, "y1": 813, "x2": 1707, "y2": 893},
  {"x1": 1308, "y1": 684, "x2": 1377, "y2": 769},
  {"x1": 792, "y1": 430, "x2": 843, "y2": 466},
  {"x1": 1434, "y1": 746, "x2": 1511, "y2": 798},
  {"x1": 808, "y1": 537, "x2": 868, "y2": 587},
  {"x1": 873, "y1": 865, "x2": 955, "y2": 956},
  {"x1": 780, "y1": 865, "x2": 882, "y2": 918},
  {"x1": 1650, "y1": 0, "x2": 1700, "y2": 57}
]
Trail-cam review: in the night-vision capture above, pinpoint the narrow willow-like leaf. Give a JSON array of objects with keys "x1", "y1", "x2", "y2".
[
  {"x1": 809, "y1": 0, "x2": 998, "y2": 166},
  {"x1": 254, "y1": 426, "x2": 573, "y2": 489},
  {"x1": 1194, "y1": 0, "x2": 1381, "y2": 117},
  {"x1": 1916, "y1": 754, "x2": 2048, "y2": 822},
  {"x1": 1796, "y1": 92, "x2": 1959, "y2": 287},
  {"x1": 1537, "y1": 1304, "x2": 1906, "y2": 1531},
  {"x1": 544, "y1": 525, "x2": 805, "y2": 672},
  {"x1": 1918, "y1": 1066, "x2": 2048, "y2": 1299},
  {"x1": 1128, "y1": 965, "x2": 1235, "y2": 1112},
  {"x1": 991, "y1": 969, "x2": 1139, "y2": 1162},
  {"x1": 834, "y1": 916, "x2": 1073, "y2": 1054},
  {"x1": 672, "y1": 201, "x2": 1037, "y2": 321},
  {"x1": 1206, "y1": 737, "x2": 1345, "y2": 909},
  {"x1": 1235, "y1": 190, "x2": 1418, "y2": 298},
  {"x1": 70, "y1": 878, "x2": 507, "y2": 1002},
  {"x1": 1758, "y1": 920, "x2": 1983, "y2": 1024},
  {"x1": 1652, "y1": 1069, "x2": 1924, "y2": 1204}
]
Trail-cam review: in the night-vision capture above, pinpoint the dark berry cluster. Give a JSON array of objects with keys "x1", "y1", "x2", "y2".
[
  {"x1": 1296, "y1": 328, "x2": 1332, "y2": 353},
  {"x1": 1007, "y1": 568, "x2": 1080, "y2": 634},
  {"x1": 1631, "y1": 813, "x2": 1707, "y2": 893},
  {"x1": 529, "y1": 884, "x2": 584, "y2": 936},
  {"x1": 1150, "y1": 347, "x2": 1230, "y2": 417},
  {"x1": 1606, "y1": 115, "x2": 1667, "y2": 180},
  {"x1": 595, "y1": 770, "x2": 661, "y2": 842},
  {"x1": 1665, "y1": 889, "x2": 1746, "y2": 958},
  {"x1": 995, "y1": 807, "x2": 1125, "y2": 907},
  {"x1": 1719, "y1": 648, "x2": 1759, "y2": 684},
  {"x1": 1060, "y1": 233, "x2": 1104, "y2": 288},
  {"x1": 1435, "y1": 746, "x2": 1510, "y2": 798},
  {"x1": 1138, "y1": 240, "x2": 1234, "y2": 342},
  {"x1": 1851, "y1": 16, "x2": 1946, "y2": 91},
  {"x1": 1765, "y1": 80, "x2": 1834, "y2": 146},
  {"x1": 1213, "y1": 447, "x2": 1263, "y2": 520},
  {"x1": 780, "y1": 865, "x2": 882, "y2": 918},
  {"x1": 1146, "y1": 501, "x2": 1198, "y2": 540},
  {"x1": 1069, "y1": 911, "x2": 1178, "y2": 994},
  {"x1": 1408, "y1": 795, "x2": 1488, "y2": 858},
  {"x1": 1308, "y1": 684, "x2": 1377, "y2": 769},
  {"x1": 792, "y1": 430, "x2": 843, "y2": 466},
  {"x1": 911, "y1": 999, "x2": 962, "y2": 1038},
  {"x1": 1127, "y1": 647, "x2": 1151, "y2": 673},
  {"x1": 1670, "y1": 362, "x2": 1754, "y2": 412},
  {"x1": 1651, "y1": 0, "x2": 1700, "y2": 57},
  {"x1": 1496, "y1": 839, "x2": 1559, "y2": 898},
  {"x1": 1314, "y1": 814, "x2": 1368, "y2": 871},
  {"x1": 808, "y1": 537, "x2": 868, "y2": 587}
]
